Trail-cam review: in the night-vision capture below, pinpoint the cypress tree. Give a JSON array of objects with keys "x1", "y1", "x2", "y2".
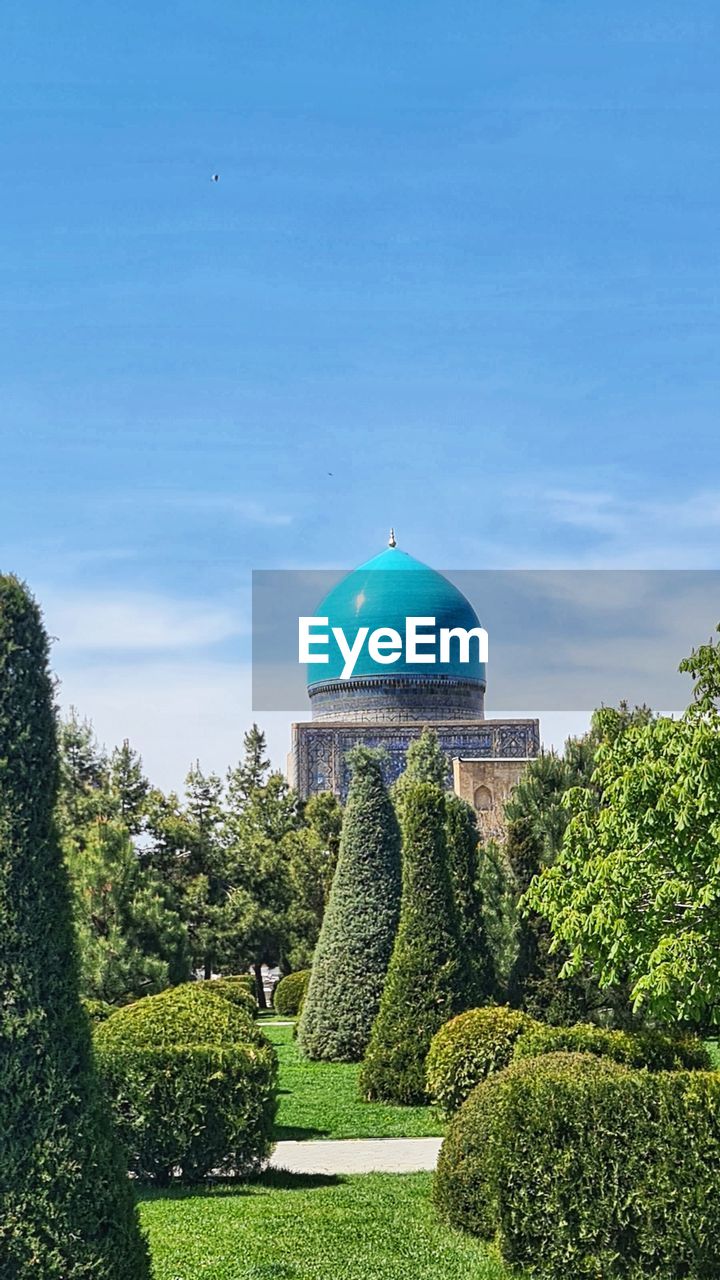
[
  {"x1": 298, "y1": 747, "x2": 401, "y2": 1061},
  {"x1": 0, "y1": 577, "x2": 151, "y2": 1279},
  {"x1": 360, "y1": 781, "x2": 472, "y2": 1104},
  {"x1": 445, "y1": 793, "x2": 496, "y2": 1003}
]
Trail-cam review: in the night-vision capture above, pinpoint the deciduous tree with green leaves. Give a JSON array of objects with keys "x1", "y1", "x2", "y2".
[{"x1": 527, "y1": 645, "x2": 720, "y2": 1026}]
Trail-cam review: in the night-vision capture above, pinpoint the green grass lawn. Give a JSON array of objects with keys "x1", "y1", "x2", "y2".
[
  {"x1": 266, "y1": 1023, "x2": 445, "y2": 1140},
  {"x1": 140, "y1": 1171, "x2": 509, "y2": 1280}
]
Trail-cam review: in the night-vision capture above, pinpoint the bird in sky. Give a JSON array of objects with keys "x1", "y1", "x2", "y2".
[{"x1": 211, "y1": 173, "x2": 219, "y2": 182}]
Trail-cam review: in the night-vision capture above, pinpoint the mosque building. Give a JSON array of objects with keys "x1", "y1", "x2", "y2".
[{"x1": 288, "y1": 534, "x2": 540, "y2": 838}]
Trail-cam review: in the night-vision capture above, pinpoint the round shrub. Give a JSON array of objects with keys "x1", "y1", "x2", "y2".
[
  {"x1": 513, "y1": 1021, "x2": 712, "y2": 1072},
  {"x1": 95, "y1": 984, "x2": 276, "y2": 1184},
  {"x1": 435, "y1": 1052, "x2": 720, "y2": 1279},
  {"x1": 273, "y1": 970, "x2": 310, "y2": 1016},
  {"x1": 81, "y1": 997, "x2": 114, "y2": 1024},
  {"x1": 95, "y1": 1041, "x2": 276, "y2": 1184},
  {"x1": 95, "y1": 983, "x2": 262, "y2": 1053},
  {"x1": 426, "y1": 1006, "x2": 535, "y2": 1115},
  {"x1": 204, "y1": 977, "x2": 257, "y2": 1017}
]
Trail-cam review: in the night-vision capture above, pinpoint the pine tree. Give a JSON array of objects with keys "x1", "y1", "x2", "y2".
[
  {"x1": 298, "y1": 748, "x2": 402, "y2": 1061},
  {"x1": 108, "y1": 738, "x2": 149, "y2": 834},
  {"x1": 0, "y1": 576, "x2": 150, "y2": 1278},
  {"x1": 445, "y1": 793, "x2": 495, "y2": 1003},
  {"x1": 360, "y1": 781, "x2": 472, "y2": 1104}
]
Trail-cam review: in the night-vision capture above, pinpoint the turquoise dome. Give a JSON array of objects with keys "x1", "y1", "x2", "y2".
[{"x1": 307, "y1": 544, "x2": 486, "y2": 688}]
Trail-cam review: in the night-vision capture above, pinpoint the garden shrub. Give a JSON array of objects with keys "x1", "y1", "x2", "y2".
[
  {"x1": 82, "y1": 996, "x2": 114, "y2": 1024},
  {"x1": 513, "y1": 1020, "x2": 711, "y2": 1072},
  {"x1": 426, "y1": 1006, "x2": 534, "y2": 1114},
  {"x1": 0, "y1": 576, "x2": 150, "y2": 1278},
  {"x1": 298, "y1": 748, "x2": 402, "y2": 1061},
  {"x1": 204, "y1": 976, "x2": 257, "y2": 1016},
  {"x1": 360, "y1": 782, "x2": 473, "y2": 1104},
  {"x1": 95, "y1": 1041, "x2": 276, "y2": 1183},
  {"x1": 435, "y1": 1051, "x2": 720, "y2": 1279},
  {"x1": 274, "y1": 969, "x2": 310, "y2": 1016},
  {"x1": 95, "y1": 982, "x2": 265, "y2": 1051}
]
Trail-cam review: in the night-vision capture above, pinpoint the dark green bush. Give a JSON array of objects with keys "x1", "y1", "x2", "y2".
[
  {"x1": 82, "y1": 997, "x2": 114, "y2": 1024},
  {"x1": 274, "y1": 969, "x2": 310, "y2": 1016},
  {"x1": 513, "y1": 1020, "x2": 711, "y2": 1072},
  {"x1": 203, "y1": 976, "x2": 257, "y2": 1016},
  {"x1": 298, "y1": 748, "x2": 402, "y2": 1061},
  {"x1": 96, "y1": 982, "x2": 262, "y2": 1052},
  {"x1": 95, "y1": 1041, "x2": 276, "y2": 1183},
  {"x1": 0, "y1": 576, "x2": 150, "y2": 1278},
  {"x1": 360, "y1": 782, "x2": 473, "y2": 1104},
  {"x1": 435, "y1": 1051, "x2": 720, "y2": 1279},
  {"x1": 426, "y1": 1006, "x2": 534, "y2": 1115}
]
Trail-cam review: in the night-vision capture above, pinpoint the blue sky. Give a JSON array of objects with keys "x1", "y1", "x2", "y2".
[{"x1": 2, "y1": 3, "x2": 720, "y2": 787}]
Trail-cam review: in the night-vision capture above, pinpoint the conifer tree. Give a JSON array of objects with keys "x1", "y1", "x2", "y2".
[
  {"x1": 445, "y1": 793, "x2": 496, "y2": 1003},
  {"x1": 360, "y1": 781, "x2": 472, "y2": 1104},
  {"x1": 0, "y1": 576, "x2": 150, "y2": 1278},
  {"x1": 298, "y1": 748, "x2": 401, "y2": 1061}
]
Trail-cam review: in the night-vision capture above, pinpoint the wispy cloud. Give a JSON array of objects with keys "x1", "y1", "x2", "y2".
[
  {"x1": 96, "y1": 491, "x2": 293, "y2": 529},
  {"x1": 42, "y1": 590, "x2": 247, "y2": 654}
]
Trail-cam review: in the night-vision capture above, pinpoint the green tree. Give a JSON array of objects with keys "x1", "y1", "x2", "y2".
[
  {"x1": 527, "y1": 647, "x2": 720, "y2": 1027},
  {"x1": 0, "y1": 576, "x2": 150, "y2": 1278},
  {"x1": 360, "y1": 781, "x2": 472, "y2": 1103},
  {"x1": 445, "y1": 793, "x2": 495, "y2": 1003},
  {"x1": 108, "y1": 739, "x2": 149, "y2": 834},
  {"x1": 66, "y1": 815, "x2": 189, "y2": 1004},
  {"x1": 282, "y1": 791, "x2": 343, "y2": 970},
  {"x1": 298, "y1": 748, "x2": 402, "y2": 1061}
]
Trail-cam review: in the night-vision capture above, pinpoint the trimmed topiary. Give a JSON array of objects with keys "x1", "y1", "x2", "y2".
[
  {"x1": 444, "y1": 795, "x2": 496, "y2": 1004},
  {"x1": 434, "y1": 1052, "x2": 627, "y2": 1240},
  {"x1": 298, "y1": 748, "x2": 402, "y2": 1061},
  {"x1": 512, "y1": 1020, "x2": 712, "y2": 1072},
  {"x1": 360, "y1": 781, "x2": 473, "y2": 1104},
  {"x1": 274, "y1": 969, "x2": 310, "y2": 1016},
  {"x1": 81, "y1": 996, "x2": 114, "y2": 1024},
  {"x1": 203, "y1": 976, "x2": 257, "y2": 1016},
  {"x1": 426, "y1": 1005, "x2": 534, "y2": 1115},
  {"x1": 435, "y1": 1051, "x2": 720, "y2": 1278},
  {"x1": 95, "y1": 981, "x2": 263, "y2": 1051},
  {"x1": 95, "y1": 1041, "x2": 276, "y2": 1184},
  {"x1": 0, "y1": 576, "x2": 150, "y2": 1278}
]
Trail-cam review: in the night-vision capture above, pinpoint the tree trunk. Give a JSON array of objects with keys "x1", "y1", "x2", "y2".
[
  {"x1": 253, "y1": 962, "x2": 267, "y2": 1010},
  {"x1": 203, "y1": 956, "x2": 212, "y2": 981}
]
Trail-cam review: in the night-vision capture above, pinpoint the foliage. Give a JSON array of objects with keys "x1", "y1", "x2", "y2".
[
  {"x1": 66, "y1": 812, "x2": 190, "y2": 1004},
  {"x1": 527, "y1": 649, "x2": 720, "y2": 1025},
  {"x1": 82, "y1": 997, "x2": 114, "y2": 1023},
  {"x1": 141, "y1": 1173, "x2": 509, "y2": 1280},
  {"x1": 360, "y1": 781, "x2": 472, "y2": 1103},
  {"x1": 0, "y1": 576, "x2": 150, "y2": 1278},
  {"x1": 202, "y1": 976, "x2": 257, "y2": 1015},
  {"x1": 282, "y1": 791, "x2": 342, "y2": 970},
  {"x1": 476, "y1": 838, "x2": 518, "y2": 993},
  {"x1": 435, "y1": 1052, "x2": 720, "y2": 1279},
  {"x1": 445, "y1": 794, "x2": 496, "y2": 1003},
  {"x1": 512, "y1": 1020, "x2": 711, "y2": 1071},
  {"x1": 298, "y1": 748, "x2": 402, "y2": 1061},
  {"x1": 273, "y1": 969, "x2": 310, "y2": 1016},
  {"x1": 425, "y1": 1006, "x2": 534, "y2": 1115},
  {"x1": 96, "y1": 1041, "x2": 276, "y2": 1184},
  {"x1": 95, "y1": 981, "x2": 263, "y2": 1052}
]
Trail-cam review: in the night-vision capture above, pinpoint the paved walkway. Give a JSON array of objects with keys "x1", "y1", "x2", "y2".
[{"x1": 269, "y1": 1137, "x2": 443, "y2": 1175}]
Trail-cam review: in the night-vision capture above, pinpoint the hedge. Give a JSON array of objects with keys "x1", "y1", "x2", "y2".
[
  {"x1": 426, "y1": 1006, "x2": 534, "y2": 1115},
  {"x1": 512, "y1": 1020, "x2": 711, "y2": 1072},
  {"x1": 95, "y1": 1041, "x2": 276, "y2": 1183},
  {"x1": 203, "y1": 977, "x2": 257, "y2": 1017},
  {"x1": 435, "y1": 1052, "x2": 720, "y2": 1279},
  {"x1": 274, "y1": 970, "x2": 310, "y2": 1017},
  {"x1": 95, "y1": 982, "x2": 262, "y2": 1052}
]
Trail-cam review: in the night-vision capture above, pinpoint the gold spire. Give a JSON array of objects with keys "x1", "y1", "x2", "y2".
[{"x1": 388, "y1": 527, "x2": 397, "y2": 548}]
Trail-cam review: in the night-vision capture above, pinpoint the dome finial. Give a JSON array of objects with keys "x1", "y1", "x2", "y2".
[{"x1": 388, "y1": 527, "x2": 397, "y2": 548}]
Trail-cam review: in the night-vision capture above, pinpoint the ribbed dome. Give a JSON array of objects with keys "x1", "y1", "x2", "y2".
[{"x1": 307, "y1": 544, "x2": 486, "y2": 696}]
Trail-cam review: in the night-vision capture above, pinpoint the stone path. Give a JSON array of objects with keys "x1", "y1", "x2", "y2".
[{"x1": 269, "y1": 1137, "x2": 443, "y2": 1175}]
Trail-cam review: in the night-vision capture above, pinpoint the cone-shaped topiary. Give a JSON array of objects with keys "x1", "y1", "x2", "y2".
[
  {"x1": 298, "y1": 748, "x2": 401, "y2": 1061},
  {"x1": 445, "y1": 794, "x2": 496, "y2": 1004},
  {"x1": 360, "y1": 781, "x2": 473, "y2": 1104},
  {"x1": 0, "y1": 576, "x2": 151, "y2": 1279}
]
